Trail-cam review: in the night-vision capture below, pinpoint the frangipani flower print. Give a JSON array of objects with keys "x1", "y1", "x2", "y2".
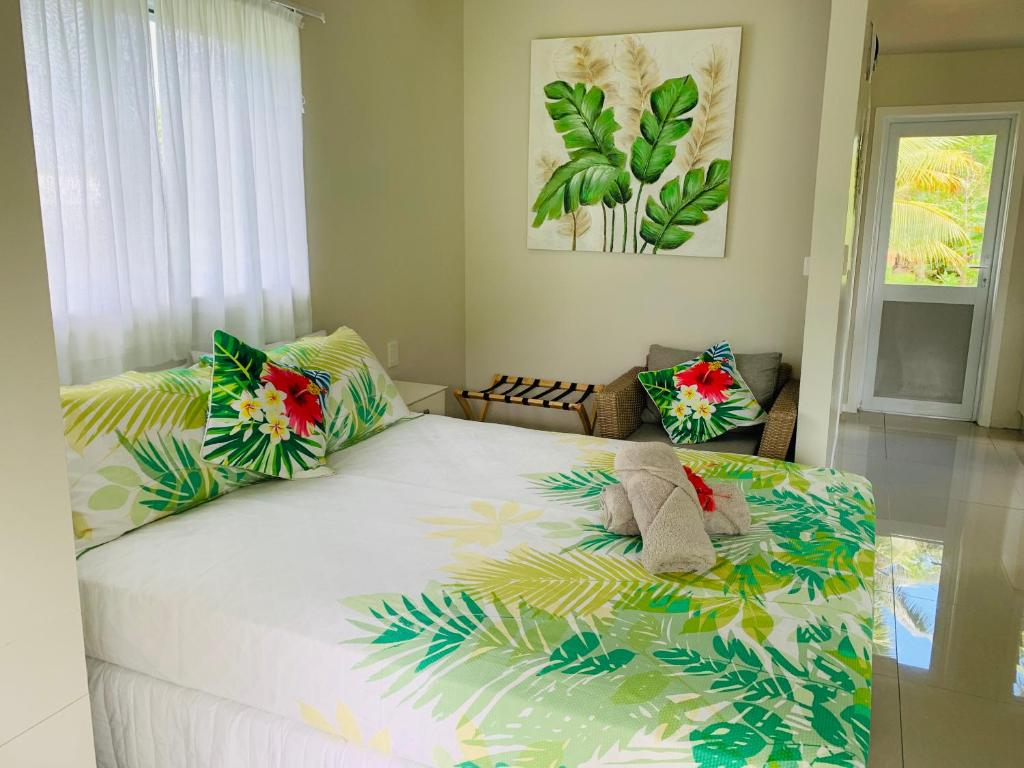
[
  {"x1": 695, "y1": 399, "x2": 715, "y2": 419},
  {"x1": 638, "y1": 341, "x2": 767, "y2": 445},
  {"x1": 229, "y1": 389, "x2": 266, "y2": 438},
  {"x1": 260, "y1": 412, "x2": 290, "y2": 444},
  {"x1": 232, "y1": 390, "x2": 264, "y2": 422},
  {"x1": 201, "y1": 330, "x2": 331, "y2": 479},
  {"x1": 257, "y1": 382, "x2": 287, "y2": 414},
  {"x1": 677, "y1": 383, "x2": 700, "y2": 403}
]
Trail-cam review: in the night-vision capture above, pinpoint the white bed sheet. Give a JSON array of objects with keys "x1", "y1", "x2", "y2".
[
  {"x1": 77, "y1": 415, "x2": 875, "y2": 767},
  {"x1": 77, "y1": 416, "x2": 628, "y2": 765},
  {"x1": 88, "y1": 658, "x2": 415, "y2": 768}
]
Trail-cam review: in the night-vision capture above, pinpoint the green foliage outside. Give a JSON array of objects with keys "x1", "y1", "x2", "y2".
[{"x1": 886, "y1": 134, "x2": 995, "y2": 287}]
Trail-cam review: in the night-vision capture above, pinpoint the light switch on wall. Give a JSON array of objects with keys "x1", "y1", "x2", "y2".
[{"x1": 386, "y1": 340, "x2": 399, "y2": 368}]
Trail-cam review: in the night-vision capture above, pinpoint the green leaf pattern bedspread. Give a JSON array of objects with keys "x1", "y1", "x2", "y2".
[{"x1": 76, "y1": 416, "x2": 874, "y2": 768}]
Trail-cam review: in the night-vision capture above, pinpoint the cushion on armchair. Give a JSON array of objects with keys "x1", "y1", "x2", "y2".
[
  {"x1": 638, "y1": 342, "x2": 767, "y2": 445},
  {"x1": 641, "y1": 344, "x2": 782, "y2": 424}
]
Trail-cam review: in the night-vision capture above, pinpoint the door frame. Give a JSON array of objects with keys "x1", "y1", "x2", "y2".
[
  {"x1": 846, "y1": 102, "x2": 1024, "y2": 422},
  {"x1": 861, "y1": 114, "x2": 1013, "y2": 418}
]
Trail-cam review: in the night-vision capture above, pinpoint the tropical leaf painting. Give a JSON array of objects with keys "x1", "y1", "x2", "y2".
[
  {"x1": 554, "y1": 36, "x2": 619, "y2": 104},
  {"x1": 616, "y1": 35, "x2": 660, "y2": 146},
  {"x1": 536, "y1": 152, "x2": 593, "y2": 245},
  {"x1": 528, "y1": 27, "x2": 740, "y2": 256},
  {"x1": 677, "y1": 44, "x2": 732, "y2": 173}
]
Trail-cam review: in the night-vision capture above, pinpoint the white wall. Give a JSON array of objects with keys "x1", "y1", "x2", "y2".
[
  {"x1": 0, "y1": 3, "x2": 94, "y2": 764},
  {"x1": 796, "y1": 0, "x2": 872, "y2": 465},
  {"x1": 300, "y1": 0, "x2": 465, "y2": 410},
  {"x1": 463, "y1": 0, "x2": 830, "y2": 431}
]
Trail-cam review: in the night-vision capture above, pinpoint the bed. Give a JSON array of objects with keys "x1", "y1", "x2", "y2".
[{"x1": 77, "y1": 414, "x2": 876, "y2": 768}]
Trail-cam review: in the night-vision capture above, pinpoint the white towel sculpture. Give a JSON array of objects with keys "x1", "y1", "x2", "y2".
[{"x1": 600, "y1": 443, "x2": 751, "y2": 574}]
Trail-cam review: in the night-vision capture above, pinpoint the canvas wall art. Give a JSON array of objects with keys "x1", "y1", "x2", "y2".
[{"x1": 527, "y1": 27, "x2": 741, "y2": 257}]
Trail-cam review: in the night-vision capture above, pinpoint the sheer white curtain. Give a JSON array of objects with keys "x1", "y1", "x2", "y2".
[
  {"x1": 20, "y1": 0, "x2": 190, "y2": 384},
  {"x1": 155, "y1": 0, "x2": 312, "y2": 353},
  {"x1": 20, "y1": 0, "x2": 312, "y2": 384}
]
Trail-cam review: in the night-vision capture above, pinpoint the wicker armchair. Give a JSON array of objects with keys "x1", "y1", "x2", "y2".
[{"x1": 594, "y1": 363, "x2": 799, "y2": 460}]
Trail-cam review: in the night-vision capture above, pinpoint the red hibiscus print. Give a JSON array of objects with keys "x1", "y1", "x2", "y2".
[
  {"x1": 684, "y1": 466, "x2": 715, "y2": 513},
  {"x1": 261, "y1": 363, "x2": 325, "y2": 437},
  {"x1": 674, "y1": 361, "x2": 734, "y2": 404}
]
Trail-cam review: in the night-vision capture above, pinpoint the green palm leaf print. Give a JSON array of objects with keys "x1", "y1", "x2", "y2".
[
  {"x1": 525, "y1": 468, "x2": 617, "y2": 509},
  {"x1": 62, "y1": 367, "x2": 208, "y2": 452}
]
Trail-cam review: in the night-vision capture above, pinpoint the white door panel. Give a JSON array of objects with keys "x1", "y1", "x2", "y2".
[{"x1": 862, "y1": 116, "x2": 1014, "y2": 419}]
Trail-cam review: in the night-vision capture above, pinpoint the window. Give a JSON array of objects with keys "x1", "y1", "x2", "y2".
[{"x1": 21, "y1": 0, "x2": 312, "y2": 384}]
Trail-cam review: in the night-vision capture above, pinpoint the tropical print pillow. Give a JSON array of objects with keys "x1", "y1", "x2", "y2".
[
  {"x1": 63, "y1": 365, "x2": 263, "y2": 555},
  {"x1": 201, "y1": 330, "x2": 332, "y2": 479},
  {"x1": 638, "y1": 341, "x2": 766, "y2": 444},
  {"x1": 259, "y1": 326, "x2": 412, "y2": 452}
]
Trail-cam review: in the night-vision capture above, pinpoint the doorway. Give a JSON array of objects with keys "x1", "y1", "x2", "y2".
[{"x1": 859, "y1": 112, "x2": 1016, "y2": 419}]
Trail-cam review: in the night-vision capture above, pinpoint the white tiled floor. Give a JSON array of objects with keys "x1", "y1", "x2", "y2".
[{"x1": 836, "y1": 412, "x2": 1024, "y2": 768}]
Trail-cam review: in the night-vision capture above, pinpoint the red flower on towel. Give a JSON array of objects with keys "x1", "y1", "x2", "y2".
[
  {"x1": 674, "y1": 361, "x2": 734, "y2": 404},
  {"x1": 261, "y1": 363, "x2": 325, "y2": 437},
  {"x1": 684, "y1": 466, "x2": 715, "y2": 513}
]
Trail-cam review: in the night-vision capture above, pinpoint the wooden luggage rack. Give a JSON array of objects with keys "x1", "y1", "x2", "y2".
[{"x1": 454, "y1": 374, "x2": 605, "y2": 435}]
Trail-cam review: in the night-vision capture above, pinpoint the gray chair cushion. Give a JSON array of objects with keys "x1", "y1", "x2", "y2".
[
  {"x1": 629, "y1": 423, "x2": 763, "y2": 455},
  {"x1": 640, "y1": 344, "x2": 783, "y2": 423}
]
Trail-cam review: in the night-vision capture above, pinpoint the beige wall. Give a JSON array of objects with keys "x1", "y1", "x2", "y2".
[
  {"x1": 872, "y1": 48, "x2": 1024, "y2": 107},
  {"x1": 300, "y1": 0, "x2": 465, "y2": 407},
  {"x1": 0, "y1": 3, "x2": 93, "y2": 764},
  {"x1": 855, "y1": 48, "x2": 1024, "y2": 427},
  {"x1": 464, "y1": 0, "x2": 830, "y2": 430}
]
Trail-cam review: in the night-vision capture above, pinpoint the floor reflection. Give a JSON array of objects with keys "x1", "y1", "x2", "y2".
[
  {"x1": 1016, "y1": 625, "x2": 1024, "y2": 699},
  {"x1": 891, "y1": 537, "x2": 941, "y2": 670},
  {"x1": 840, "y1": 413, "x2": 1024, "y2": 766},
  {"x1": 875, "y1": 536, "x2": 942, "y2": 669}
]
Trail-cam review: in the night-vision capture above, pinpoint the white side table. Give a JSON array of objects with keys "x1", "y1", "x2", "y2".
[{"x1": 395, "y1": 381, "x2": 448, "y2": 415}]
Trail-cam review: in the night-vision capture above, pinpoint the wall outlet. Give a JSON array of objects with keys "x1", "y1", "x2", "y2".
[
  {"x1": 802, "y1": 256, "x2": 811, "y2": 276},
  {"x1": 386, "y1": 340, "x2": 399, "y2": 368}
]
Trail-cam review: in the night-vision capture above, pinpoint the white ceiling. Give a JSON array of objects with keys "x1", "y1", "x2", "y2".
[{"x1": 871, "y1": 0, "x2": 1024, "y2": 53}]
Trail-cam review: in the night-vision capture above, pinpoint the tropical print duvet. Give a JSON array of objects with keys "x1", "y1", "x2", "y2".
[{"x1": 76, "y1": 415, "x2": 875, "y2": 768}]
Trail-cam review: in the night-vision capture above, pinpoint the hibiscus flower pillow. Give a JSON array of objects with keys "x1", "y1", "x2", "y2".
[
  {"x1": 637, "y1": 341, "x2": 766, "y2": 445},
  {"x1": 201, "y1": 330, "x2": 332, "y2": 479}
]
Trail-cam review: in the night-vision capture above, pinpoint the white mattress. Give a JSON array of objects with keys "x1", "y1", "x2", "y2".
[
  {"x1": 76, "y1": 416, "x2": 626, "y2": 765},
  {"x1": 88, "y1": 659, "x2": 414, "y2": 768},
  {"x1": 77, "y1": 414, "x2": 876, "y2": 767}
]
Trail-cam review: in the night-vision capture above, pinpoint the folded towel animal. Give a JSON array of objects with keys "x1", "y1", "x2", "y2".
[
  {"x1": 614, "y1": 442, "x2": 715, "y2": 574},
  {"x1": 683, "y1": 466, "x2": 751, "y2": 535},
  {"x1": 599, "y1": 467, "x2": 750, "y2": 538},
  {"x1": 701, "y1": 479, "x2": 751, "y2": 535},
  {"x1": 600, "y1": 483, "x2": 640, "y2": 536}
]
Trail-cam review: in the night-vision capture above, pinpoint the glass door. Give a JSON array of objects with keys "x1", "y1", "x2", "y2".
[{"x1": 862, "y1": 116, "x2": 1014, "y2": 419}]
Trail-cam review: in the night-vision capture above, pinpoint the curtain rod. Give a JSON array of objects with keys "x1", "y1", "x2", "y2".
[{"x1": 271, "y1": 0, "x2": 325, "y2": 23}]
